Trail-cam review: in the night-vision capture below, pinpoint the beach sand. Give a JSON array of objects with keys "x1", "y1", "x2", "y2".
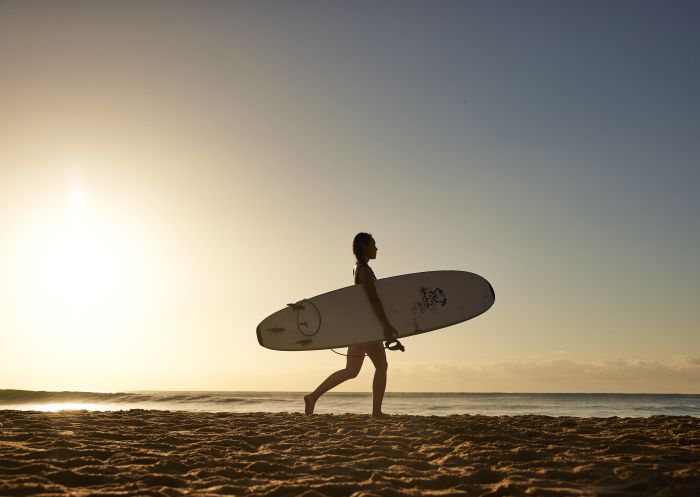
[{"x1": 0, "y1": 410, "x2": 698, "y2": 496}]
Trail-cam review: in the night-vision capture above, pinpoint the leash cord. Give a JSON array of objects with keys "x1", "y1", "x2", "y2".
[{"x1": 330, "y1": 339, "x2": 405, "y2": 357}]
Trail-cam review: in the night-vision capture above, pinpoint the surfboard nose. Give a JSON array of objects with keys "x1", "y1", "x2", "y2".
[{"x1": 487, "y1": 281, "x2": 495, "y2": 302}]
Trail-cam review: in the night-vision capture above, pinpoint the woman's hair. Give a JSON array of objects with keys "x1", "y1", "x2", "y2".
[{"x1": 352, "y1": 232, "x2": 374, "y2": 264}]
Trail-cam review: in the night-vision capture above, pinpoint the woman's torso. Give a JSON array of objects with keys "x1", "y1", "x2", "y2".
[
  {"x1": 352, "y1": 263, "x2": 383, "y2": 349},
  {"x1": 354, "y1": 262, "x2": 377, "y2": 285}
]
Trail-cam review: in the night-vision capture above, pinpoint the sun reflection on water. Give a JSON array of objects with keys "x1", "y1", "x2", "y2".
[{"x1": 20, "y1": 402, "x2": 109, "y2": 412}]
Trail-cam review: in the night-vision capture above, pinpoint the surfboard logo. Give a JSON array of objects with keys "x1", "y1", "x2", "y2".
[{"x1": 420, "y1": 286, "x2": 447, "y2": 310}]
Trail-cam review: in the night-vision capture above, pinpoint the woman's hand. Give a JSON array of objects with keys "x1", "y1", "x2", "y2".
[{"x1": 383, "y1": 323, "x2": 399, "y2": 341}]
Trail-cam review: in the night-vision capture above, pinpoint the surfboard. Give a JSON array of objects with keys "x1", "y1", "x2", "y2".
[{"x1": 256, "y1": 270, "x2": 494, "y2": 351}]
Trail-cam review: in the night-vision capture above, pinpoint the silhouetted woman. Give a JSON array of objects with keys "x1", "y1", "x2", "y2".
[{"x1": 304, "y1": 233, "x2": 398, "y2": 417}]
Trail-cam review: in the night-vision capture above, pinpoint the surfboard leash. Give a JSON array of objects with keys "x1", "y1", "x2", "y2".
[{"x1": 330, "y1": 339, "x2": 405, "y2": 357}]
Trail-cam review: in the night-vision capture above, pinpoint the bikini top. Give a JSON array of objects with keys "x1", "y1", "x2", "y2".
[{"x1": 353, "y1": 262, "x2": 377, "y2": 285}]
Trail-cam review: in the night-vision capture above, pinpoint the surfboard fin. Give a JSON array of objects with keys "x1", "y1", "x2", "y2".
[{"x1": 287, "y1": 303, "x2": 305, "y2": 310}]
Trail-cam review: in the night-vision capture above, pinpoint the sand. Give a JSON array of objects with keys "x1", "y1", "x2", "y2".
[{"x1": 0, "y1": 410, "x2": 698, "y2": 496}]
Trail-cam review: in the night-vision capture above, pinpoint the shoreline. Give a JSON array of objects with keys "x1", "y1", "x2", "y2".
[
  {"x1": 2, "y1": 390, "x2": 699, "y2": 418},
  {"x1": 1, "y1": 410, "x2": 698, "y2": 496}
]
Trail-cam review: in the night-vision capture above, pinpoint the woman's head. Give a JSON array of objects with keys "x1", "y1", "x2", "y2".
[{"x1": 352, "y1": 232, "x2": 377, "y2": 263}]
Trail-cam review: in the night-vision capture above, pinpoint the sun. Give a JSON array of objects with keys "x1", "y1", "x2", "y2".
[
  {"x1": 20, "y1": 181, "x2": 123, "y2": 308},
  {"x1": 10, "y1": 177, "x2": 149, "y2": 359}
]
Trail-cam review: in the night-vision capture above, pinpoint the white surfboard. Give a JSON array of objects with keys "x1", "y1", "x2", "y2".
[{"x1": 257, "y1": 270, "x2": 494, "y2": 351}]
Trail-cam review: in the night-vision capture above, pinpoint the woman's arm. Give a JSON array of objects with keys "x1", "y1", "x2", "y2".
[{"x1": 358, "y1": 266, "x2": 398, "y2": 339}]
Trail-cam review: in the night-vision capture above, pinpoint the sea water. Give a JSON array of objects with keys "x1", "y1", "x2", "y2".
[{"x1": 1, "y1": 390, "x2": 698, "y2": 417}]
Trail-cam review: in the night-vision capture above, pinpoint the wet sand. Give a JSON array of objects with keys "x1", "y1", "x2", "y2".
[{"x1": 1, "y1": 410, "x2": 698, "y2": 496}]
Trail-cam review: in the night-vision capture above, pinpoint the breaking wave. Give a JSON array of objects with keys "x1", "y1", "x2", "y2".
[
  {"x1": 0, "y1": 389, "x2": 265, "y2": 407},
  {"x1": 2, "y1": 390, "x2": 698, "y2": 416}
]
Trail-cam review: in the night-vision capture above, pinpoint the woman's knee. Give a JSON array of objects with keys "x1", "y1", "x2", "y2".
[
  {"x1": 375, "y1": 361, "x2": 388, "y2": 374},
  {"x1": 345, "y1": 367, "x2": 362, "y2": 378}
]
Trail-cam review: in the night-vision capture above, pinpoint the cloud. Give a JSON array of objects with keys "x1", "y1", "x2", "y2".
[
  {"x1": 387, "y1": 356, "x2": 700, "y2": 393},
  {"x1": 236, "y1": 356, "x2": 700, "y2": 393}
]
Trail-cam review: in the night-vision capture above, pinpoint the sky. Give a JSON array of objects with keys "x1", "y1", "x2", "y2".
[{"x1": 1, "y1": 0, "x2": 698, "y2": 393}]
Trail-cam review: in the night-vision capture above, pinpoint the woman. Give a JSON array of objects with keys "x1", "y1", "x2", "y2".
[{"x1": 304, "y1": 233, "x2": 399, "y2": 417}]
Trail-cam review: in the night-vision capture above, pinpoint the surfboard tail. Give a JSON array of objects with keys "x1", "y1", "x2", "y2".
[{"x1": 256, "y1": 324, "x2": 263, "y2": 347}]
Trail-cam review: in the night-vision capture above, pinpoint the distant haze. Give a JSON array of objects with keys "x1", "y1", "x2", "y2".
[{"x1": 1, "y1": 1, "x2": 698, "y2": 393}]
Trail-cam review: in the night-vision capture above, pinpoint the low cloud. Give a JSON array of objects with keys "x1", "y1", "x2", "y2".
[{"x1": 388, "y1": 356, "x2": 700, "y2": 393}]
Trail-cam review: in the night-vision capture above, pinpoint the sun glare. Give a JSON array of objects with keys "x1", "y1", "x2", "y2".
[
  {"x1": 30, "y1": 402, "x2": 109, "y2": 412},
  {"x1": 11, "y1": 177, "x2": 151, "y2": 360}
]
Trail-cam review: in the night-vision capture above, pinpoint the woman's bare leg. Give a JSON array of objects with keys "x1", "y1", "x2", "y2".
[
  {"x1": 366, "y1": 342, "x2": 388, "y2": 416},
  {"x1": 305, "y1": 345, "x2": 365, "y2": 414}
]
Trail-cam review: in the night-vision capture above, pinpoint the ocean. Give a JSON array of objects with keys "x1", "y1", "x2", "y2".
[{"x1": 1, "y1": 390, "x2": 698, "y2": 417}]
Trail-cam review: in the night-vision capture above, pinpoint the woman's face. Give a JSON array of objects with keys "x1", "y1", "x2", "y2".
[{"x1": 363, "y1": 239, "x2": 378, "y2": 260}]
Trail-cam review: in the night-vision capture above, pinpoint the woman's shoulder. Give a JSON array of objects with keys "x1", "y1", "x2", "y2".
[{"x1": 355, "y1": 263, "x2": 376, "y2": 280}]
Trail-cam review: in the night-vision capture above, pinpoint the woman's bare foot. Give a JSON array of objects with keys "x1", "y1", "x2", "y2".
[
  {"x1": 304, "y1": 394, "x2": 316, "y2": 415},
  {"x1": 371, "y1": 411, "x2": 386, "y2": 418}
]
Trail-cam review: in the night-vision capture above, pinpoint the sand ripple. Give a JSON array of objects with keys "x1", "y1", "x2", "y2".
[{"x1": 1, "y1": 410, "x2": 698, "y2": 496}]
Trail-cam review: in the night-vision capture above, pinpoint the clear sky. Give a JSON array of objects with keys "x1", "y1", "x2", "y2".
[{"x1": 1, "y1": 0, "x2": 698, "y2": 393}]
